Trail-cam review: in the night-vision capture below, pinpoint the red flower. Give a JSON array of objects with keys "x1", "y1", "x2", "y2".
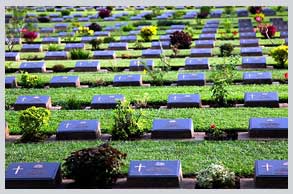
[
  {"x1": 21, "y1": 28, "x2": 28, "y2": 33},
  {"x1": 22, "y1": 31, "x2": 38, "y2": 42},
  {"x1": 210, "y1": 124, "x2": 216, "y2": 129},
  {"x1": 232, "y1": 31, "x2": 238, "y2": 36},
  {"x1": 285, "y1": 72, "x2": 288, "y2": 79},
  {"x1": 260, "y1": 25, "x2": 277, "y2": 39},
  {"x1": 255, "y1": 16, "x2": 262, "y2": 23}
]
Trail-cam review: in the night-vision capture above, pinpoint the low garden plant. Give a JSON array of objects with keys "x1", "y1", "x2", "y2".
[
  {"x1": 20, "y1": 71, "x2": 41, "y2": 88},
  {"x1": 170, "y1": 31, "x2": 192, "y2": 49},
  {"x1": 270, "y1": 45, "x2": 288, "y2": 68},
  {"x1": 70, "y1": 49, "x2": 90, "y2": 60},
  {"x1": 140, "y1": 26, "x2": 157, "y2": 42}
]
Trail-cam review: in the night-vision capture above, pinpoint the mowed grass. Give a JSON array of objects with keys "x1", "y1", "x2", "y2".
[
  {"x1": 5, "y1": 140, "x2": 288, "y2": 176},
  {"x1": 5, "y1": 70, "x2": 288, "y2": 86},
  {"x1": 5, "y1": 84, "x2": 288, "y2": 108},
  {"x1": 6, "y1": 107, "x2": 288, "y2": 134}
]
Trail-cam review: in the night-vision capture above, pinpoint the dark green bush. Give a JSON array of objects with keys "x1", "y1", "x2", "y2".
[
  {"x1": 219, "y1": 43, "x2": 234, "y2": 57},
  {"x1": 132, "y1": 21, "x2": 152, "y2": 27},
  {"x1": 111, "y1": 101, "x2": 145, "y2": 140},
  {"x1": 18, "y1": 106, "x2": 51, "y2": 143},
  {"x1": 122, "y1": 24, "x2": 134, "y2": 32},
  {"x1": 52, "y1": 64, "x2": 65, "y2": 72},
  {"x1": 88, "y1": 23, "x2": 102, "y2": 32},
  {"x1": 61, "y1": 10, "x2": 71, "y2": 16},
  {"x1": 170, "y1": 31, "x2": 192, "y2": 49},
  {"x1": 103, "y1": 36, "x2": 116, "y2": 43},
  {"x1": 63, "y1": 143, "x2": 126, "y2": 187},
  {"x1": 157, "y1": 20, "x2": 189, "y2": 26},
  {"x1": 197, "y1": 6, "x2": 212, "y2": 18},
  {"x1": 89, "y1": 38, "x2": 103, "y2": 50},
  {"x1": 70, "y1": 49, "x2": 90, "y2": 59}
]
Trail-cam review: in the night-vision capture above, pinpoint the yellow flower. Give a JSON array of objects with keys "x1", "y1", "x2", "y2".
[{"x1": 143, "y1": 69, "x2": 147, "y2": 75}]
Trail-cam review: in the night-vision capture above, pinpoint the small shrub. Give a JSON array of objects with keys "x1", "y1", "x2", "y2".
[
  {"x1": 88, "y1": 23, "x2": 102, "y2": 32},
  {"x1": 260, "y1": 24, "x2": 277, "y2": 39},
  {"x1": 205, "y1": 123, "x2": 227, "y2": 140},
  {"x1": 98, "y1": 9, "x2": 111, "y2": 19},
  {"x1": 111, "y1": 101, "x2": 145, "y2": 140},
  {"x1": 103, "y1": 36, "x2": 115, "y2": 43},
  {"x1": 18, "y1": 106, "x2": 51, "y2": 142},
  {"x1": 144, "y1": 14, "x2": 153, "y2": 20},
  {"x1": 197, "y1": 163, "x2": 236, "y2": 189},
  {"x1": 122, "y1": 24, "x2": 134, "y2": 32},
  {"x1": 63, "y1": 143, "x2": 126, "y2": 187},
  {"x1": 133, "y1": 21, "x2": 152, "y2": 27},
  {"x1": 52, "y1": 64, "x2": 65, "y2": 72},
  {"x1": 248, "y1": 6, "x2": 262, "y2": 14},
  {"x1": 37, "y1": 16, "x2": 50, "y2": 23},
  {"x1": 48, "y1": 44, "x2": 62, "y2": 51},
  {"x1": 133, "y1": 40, "x2": 143, "y2": 49},
  {"x1": 173, "y1": 11, "x2": 186, "y2": 19},
  {"x1": 270, "y1": 45, "x2": 288, "y2": 68},
  {"x1": 64, "y1": 95, "x2": 83, "y2": 109},
  {"x1": 70, "y1": 49, "x2": 90, "y2": 60},
  {"x1": 197, "y1": 6, "x2": 211, "y2": 19},
  {"x1": 140, "y1": 26, "x2": 157, "y2": 42},
  {"x1": 170, "y1": 31, "x2": 192, "y2": 49},
  {"x1": 224, "y1": 6, "x2": 234, "y2": 15},
  {"x1": 20, "y1": 72, "x2": 41, "y2": 88},
  {"x1": 22, "y1": 29, "x2": 38, "y2": 42},
  {"x1": 89, "y1": 38, "x2": 103, "y2": 50},
  {"x1": 106, "y1": 6, "x2": 114, "y2": 11},
  {"x1": 61, "y1": 9, "x2": 71, "y2": 16},
  {"x1": 157, "y1": 20, "x2": 188, "y2": 26},
  {"x1": 219, "y1": 43, "x2": 234, "y2": 57}
]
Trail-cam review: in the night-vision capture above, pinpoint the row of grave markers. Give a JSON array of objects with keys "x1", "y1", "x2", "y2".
[
  {"x1": 5, "y1": 159, "x2": 288, "y2": 188},
  {"x1": 11, "y1": 91, "x2": 282, "y2": 110}
]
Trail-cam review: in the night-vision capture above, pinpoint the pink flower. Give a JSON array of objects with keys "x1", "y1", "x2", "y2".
[
  {"x1": 285, "y1": 72, "x2": 288, "y2": 79},
  {"x1": 210, "y1": 124, "x2": 216, "y2": 129},
  {"x1": 255, "y1": 16, "x2": 262, "y2": 23},
  {"x1": 232, "y1": 31, "x2": 238, "y2": 36}
]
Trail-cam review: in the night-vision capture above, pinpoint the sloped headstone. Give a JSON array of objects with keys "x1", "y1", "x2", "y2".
[
  {"x1": 20, "y1": 61, "x2": 46, "y2": 73},
  {"x1": 74, "y1": 60, "x2": 100, "y2": 72},
  {"x1": 167, "y1": 94, "x2": 201, "y2": 108},
  {"x1": 91, "y1": 94, "x2": 125, "y2": 109},
  {"x1": 249, "y1": 118, "x2": 288, "y2": 138},
  {"x1": 177, "y1": 73, "x2": 205, "y2": 86},
  {"x1": 113, "y1": 74, "x2": 143, "y2": 86},
  {"x1": 14, "y1": 95, "x2": 52, "y2": 110},
  {"x1": 49, "y1": 76, "x2": 80, "y2": 87},
  {"x1": 244, "y1": 92, "x2": 279, "y2": 107}
]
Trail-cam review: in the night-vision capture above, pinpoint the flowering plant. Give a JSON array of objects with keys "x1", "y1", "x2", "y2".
[
  {"x1": 197, "y1": 163, "x2": 236, "y2": 189},
  {"x1": 140, "y1": 26, "x2": 157, "y2": 42},
  {"x1": 254, "y1": 13, "x2": 265, "y2": 23},
  {"x1": 270, "y1": 45, "x2": 288, "y2": 68},
  {"x1": 99, "y1": 9, "x2": 111, "y2": 18},
  {"x1": 284, "y1": 72, "x2": 288, "y2": 80},
  {"x1": 76, "y1": 26, "x2": 94, "y2": 36},
  {"x1": 21, "y1": 29, "x2": 38, "y2": 42}
]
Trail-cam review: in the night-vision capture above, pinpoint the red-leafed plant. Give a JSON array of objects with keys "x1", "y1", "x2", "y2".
[
  {"x1": 22, "y1": 29, "x2": 38, "y2": 42},
  {"x1": 248, "y1": 6, "x2": 262, "y2": 14},
  {"x1": 260, "y1": 24, "x2": 277, "y2": 39},
  {"x1": 99, "y1": 9, "x2": 111, "y2": 19},
  {"x1": 170, "y1": 31, "x2": 192, "y2": 49},
  {"x1": 285, "y1": 72, "x2": 288, "y2": 80}
]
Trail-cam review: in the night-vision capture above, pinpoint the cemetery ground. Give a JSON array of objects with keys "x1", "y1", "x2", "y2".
[{"x1": 5, "y1": 6, "x2": 288, "y2": 189}]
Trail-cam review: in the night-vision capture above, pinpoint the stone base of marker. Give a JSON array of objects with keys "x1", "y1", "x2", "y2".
[
  {"x1": 243, "y1": 79, "x2": 272, "y2": 84},
  {"x1": 45, "y1": 56, "x2": 68, "y2": 60},
  {"x1": 91, "y1": 103, "x2": 118, "y2": 109},
  {"x1": 75, "y1": 67, "x2": 100, "y2": 72},
  {"x1": 151, "y1": 131, "x2": 194, "y2": 139},
  {"x1": 244, "y1": 101, "x2": 279, "y2": 108},
  {"x1": 56, "y1": 131, "x2": 100, "y2": 140},
  {"x1": 50, "y1": 80, "x2": 81, "y2": 88},
  {"x1": 190, "y1": 53, "x2": 212, "y2": 57},
  {"x1": 249, "y1": 130, "x2": 287, "y2": 138},
  {"x1": 20, "y1": 66, "x2": 46, "y2": 73},
  {"x1": 14, "y1": 99, "x2": 52, "y2": 111},
  {"x1": 254, "y1": 177, "x2": 288, "y2": 188},
  {"x1": 21, "y1": 47, "x2": 43, "y2": 52},
  {"x1": 127, "y1": 176, "x2": 183, "y2": 188},
  {"x1": 5, "y1": 78, "x2": 18, "y2": 88},
  {"x1": 185, "y1": 65, "x2": 209, "y2": 70},
  {"x1": 129, "y1": 65, "x2": 153, "y2": 71},
  {"x1": 177, "y1": 80, "x2": 205, "y2": 86},
  {"x1": 167, "y1": 103, "x2": 201, "y2": 108},
  {"x1": 113, "y1": 81, "x2": 142, "y2": 87}
]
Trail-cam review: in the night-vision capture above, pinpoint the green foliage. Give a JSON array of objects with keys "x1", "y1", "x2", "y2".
[
  {"x1": 222, "y1": 19, "x2": 233, "y2": 33},
  {"x1": 61, "y1": 9, "x2": 71, "y2": 16},
  {"x1": 224, "y1": 6, "x2": 234, "y2": 15},
  {"x1": 111, "y1": 101, "x2": 145, "y2": 140},
  {"x1": 132, "y1": 21, "x2": 152, "y2": 27},
  {"x1": 52, "y1": 64, "x2": 65, "y2": 72},
  {"x1": 173, "y1": 10, "x2": 186, "y2": 19},
  {"x1": 197, "y1": 163, "x2": 236, "y2": 189},
  {"x1": 63, "y1": 95, "x2": 83, "y2": 109},
  {"x1": 219, "y1": 43, "x2": 234, "y2": 57},
  {"x1": 140, "y1": 26, "x2": 157, "y2": 42},
  {"x1": 157, "y1": 20, "x2": 188, "y2": 26},
  {"x1": 70, "y1": 49, "x2": 90, "y2": 59},
  {"x1": 122, "y1": 24, "x2": 134, "y2": 32},
  {"x1": 103, "y1": 36, "x2": 115, "y2": 43},
  {"x1": 270, "y1": 45, "x2": 288, "y2": 68},
  {"x1": 18, "y1": 106, "x2": 51, "y2": 142},
  {"x1": 48, "y1": 44, "x2": 62, "y2": 51},
  {"x1": 63, "y1": 143, "x2": 126, "y2": 187},
  {"x1": 133, "y1": 40, "x2": 144, "y2": 49},
  {"x1": 20, "y1": 72, "x2": 41, "y2": 88},
  {"x1": 89, "y1": 38, "x2": 103, "y2": 50}
]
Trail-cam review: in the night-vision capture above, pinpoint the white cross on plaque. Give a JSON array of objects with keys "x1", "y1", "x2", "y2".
[
  {"x1": 173, "y1": 96, "x2": 177, "y2": 100},
  {"x1": 118, "y1": 76, "x2": 122, "y2": 80},
  {"x1": 21, "y1": 97, "x2": 26, "y2": 102},
  {"x1": 262, "y1": 163, "x2": 272, "y2": 172},
  {"x1": 135, "y1": 163, "x2": 146, "y2": 172},
  {"x1": 65, "y1": 122, "x2": 71, "y2": 128},
  {"x1": 250, "y1": 94, "x2": 254, "y2": 99},
  {"x1": 283, "y1": 162, "x2": 288, "y2": 166},
  {"x1": 13, "y1": 166, "x2": 24, "y2": 175}
]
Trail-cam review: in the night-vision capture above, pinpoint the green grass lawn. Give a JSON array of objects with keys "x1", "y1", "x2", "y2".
[
  {"x1": 6, "y1": 107, "x2": 288, "y2": 134},
  {"x1": 5, "y1": 140, "x2": 288, "y2": 177}
]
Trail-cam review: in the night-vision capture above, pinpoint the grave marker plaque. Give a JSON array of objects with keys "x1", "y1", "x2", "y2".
[
  {"x1": 201, "y1": 28, "x2": 217, "y2": 34},
  {"x1": 21, "y1": 44, "x2": 42, "y2": 52},
  {"x1": 56, "y1": 120, "x2": 101, "y2": 140},
  {"x1": 64, "y1": 43, "x2": 85, "y2": 51},
  {"x1": 14, "y1": 95, "x2": 52, "y2": 110},
  {"x1": 254, "y1": 160, "x2": 288, "y2": 188},
  {"x1": 239, "y1": 32, "x2": 256, "y2": 39},
  {"x1": 142, "y1": 49, "x2": 162, "y2": 58},
  {"x1": 127, "y1": 160, "x2": 183, "y2": 188},
  {"x1": 195, "y1": 40, "x2": 215, "y2": 48},
  {"x1": 177, "y1": 73, "x2": 205, "y2": 86},
  {"x1": 240, "y1": 39, "x2": 259, "y2": 47},
  {"x1": 129, "y1": 59, "x2": 154, "y2": 71},
  {"x1": 5, "y1": 52, "x2": 20, "y2": 61},
  {"x1": 167, "y1": 94, "x2": 201, "y2": 108},
  {"x1": 40, "y1": 27, "x2": 55, "y2": 33},
  {"x1": 151, "y1": 119, "x2": 193, "y2": 139},
  {"x1": 81, "y1": 36, "x2": 97, "y2": 43},
  {"x1": 42, "y1": 37, "x2": 61, "y2": 44},
  {"x1": 151, "y1": 41, "x2": 170, "y2": 49},
  {"x1": 198, "y1": 33, "x2": 216, "y2": 40},
  {"x1": 94, "y1": 31, "x2": 110, "y2": 37},
  {"x1": 241, "y1": 47, "x2": 262, "y2": 56},
  {"x1": 185, "y1": 58, "x2": 209, "y2": 69},
  {"x1": 49, "y1": 76, "x2": 80, "y2": 88},
  {"x1": 108, "y1": 42, "x2": 128, "y2": 50},
  {"x1": 120, "y1": 35, "x2": 137, "y2": 42},
  {"x1": 249, "y1": 118, "x2": 288, "y2": 138},
  {"x1": 190, "y1": 48, "x2": 212, "y2": 57},
  {"x1": 113, "y1": 74, "x2": 142, "y2": 86},
  {"x1": 5, "y1": 76, "x2": 18, "y2": 88},
  {"x1": 91, "y1": 94, "x2": 125, "y2": 109},
  {"x1": 243, "y1": 72, "x2": 272, "y2": 84},
  {"x1": 5, "y1": 162, "x2": 62, "y2": 189},
  {"x1": 75, "y1": 61, "x2": 100, "y2": 72},
  {"x1": 20, "y1": 61, "x2": 46, "y2": 73},
  {"x1": 45, "y1": 51, "x2": 68, "y2": 60},
  {"x1": 244, "y1": 92, "x2": 279, "y2": 107},
  {"x1": 242, "y1": 57, "x2": 266, "y2": 68},
  {"x1": 93, "y1": 51, "x2": 116, "y2": 59},
  {"x1": 54, "y1": 23, "x2": 68, "y2": 31}
]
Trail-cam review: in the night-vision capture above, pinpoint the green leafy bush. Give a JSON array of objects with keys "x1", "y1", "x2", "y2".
[
  {"x1": 88, "y1": 23, "x2": 102, "y2": 32},
  {"x1": 63, "y1": 143, "x2": 126, "y2": 187},
  {"x1": 122, "y1": 24, "x2": 134, "y2": 32},
  {"x1": 133, "y1": 21, "x2": 152, "y2": 27},
  {"x1": 20, "y1": 72, "x2": 41, "y2": 88},
  {"x1": 103, "y1": 36, "x2": 115, "y2": 43},
  {"x1": 61, "y1": 9, "x2": 70, "y2": 16},
  {"x1": 140, "y1": 26, "x2": 157, "y2": 42},
  {"x1": 197, "y1": 6, "x2": 212, "y2": 18},
  {"x1": 63, "y1": 95, "x2": 83, "y2": 109},
  {"x1": 219, "y1": 43, "x2": 234, "y2": 57},
  {"x1": 48, "y1": 44, "x2": 62, "y2": 51},
  {"x1": 197, "y1": 163, "x2": 236, "y2": 189},
  {"x1": 111, "y1": 101, "x2": 145, "y2": 140},
  {"x1": 170, "y1": 31, "x2": 192, "y2": 49},
  {"x1": 18, "y1": 106, "x2": 51, "y2": 142},
  {"x1": 173, "y1": 10, "x2": 186, "y2": 19},
  {"x1": 224, "y1": 6, "x2": 234, "y2": 15},
  {"x1": 70, "y1": 49, "x2": 90, "y2": 59},
  {"x1": 52, "y1": 64, "x2": 65, "y2": 72},
  {"x1": 157, "y1": 20, "x2": 188, "y2": 26},
  {"x1": 89, "y1": 38, "x2": 103, "y2": 50},
  {"x1": 270, "y1": 45, "x2": 288, "y2": 68}
]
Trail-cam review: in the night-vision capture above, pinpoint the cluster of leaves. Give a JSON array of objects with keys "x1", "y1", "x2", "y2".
[
  {"x1": 20, "y1": 72, "x2": 41, "y2": 88},
  {"x1": 70, "y1": 49, "x2": 90, "y2": 60},
  {"x1": 170, "y1": 31, "x2": 192, "y2": 49},
  {"x1": 52, "y1": 64, "x2": 65, "y2": 72},
  {"x1": 132, "y1": 21, "x2": 152, "y2": 27},
  {"x1": 61, "y1": 9, "x2": 71, "y2": 16},
  {"x1": 111, "y1": 101, "x2": 145, "y2": 140},
  {"x1": 270, "y1": 45, "x2": 288, "y2": 68},
  {"x1": 140, "y1": 26, "x2": 157, "y2": 42},
  {"x1": 88, "y1": 22, "x2": 102, "y2": 32},
  {"x1": 224, "y1": 6, "x2": 234, "y2": 15},
  {"x1": 122, "y1": 24, "x2": 134, "y2": 32},
  {"x1": 98, "y1": 8, "x2": 111, "y2": 18},
  {"x1": 197, "y1": 163, "x2": 236, "y2": 189},
  {"x1": 248, "y1": 6, "x2": 262, "y2": 14},
  {"x1": 219, "y1": 43, "x2": 234, "y2": 57},
  {"x1": 157, "y1": 20, "x2": 188, "y2": 26},
  {"x1": 197, "y1": 6, "x2": 212, "y2": 18},
  {"x1": 18, "y1": 106, "x2": 51, "y2": 143},
  {"x1": 63, "y1": 143, "x2": 126, "y2": 187},
  {"x1": 48, "y1": 44, "x2": 62, "y2": 51},
  {"x1": 89, "y1": 38, "x2": 103, "y2": 50}
]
